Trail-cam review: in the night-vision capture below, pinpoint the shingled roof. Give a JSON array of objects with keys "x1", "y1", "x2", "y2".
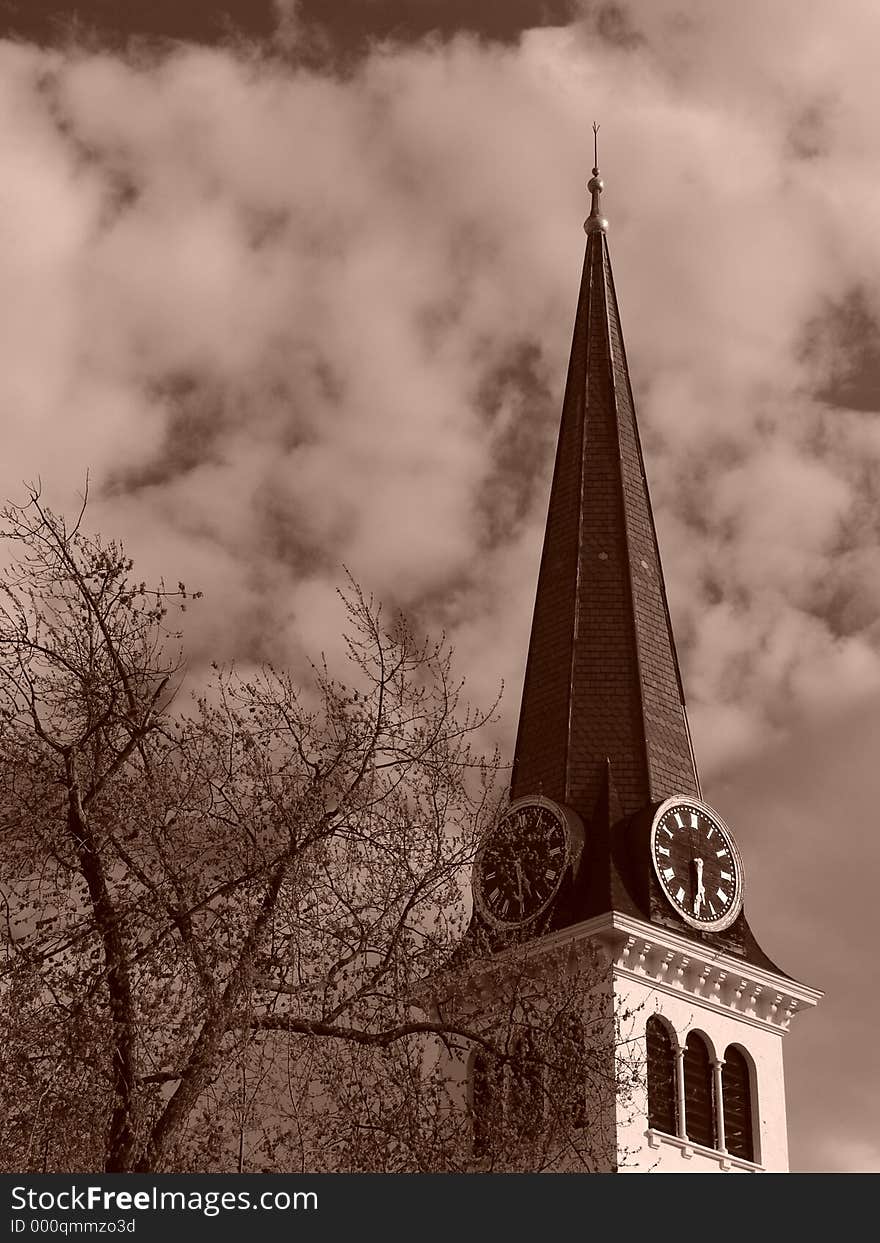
[{"x1": 510, "y1": 164, "x2": 700, "y2": 824}]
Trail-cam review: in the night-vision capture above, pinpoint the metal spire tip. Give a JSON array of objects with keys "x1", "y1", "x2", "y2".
[{"x1": 585, "y1": 120, "x2": 608, "y2": 234}]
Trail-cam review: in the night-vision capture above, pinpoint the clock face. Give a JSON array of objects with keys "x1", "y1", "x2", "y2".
[
  {"x1": 473, "y1": 798, "x2": 571, "y2": 928},
  {"x1": 650, "y1": 797, "x2": 744, "y2": 931}
]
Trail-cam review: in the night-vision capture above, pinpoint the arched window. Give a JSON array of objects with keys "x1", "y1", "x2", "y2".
[
  {"x1": 548, "y1": 1014, "x2": 586, "y2": 1130},
  {"x1": 683, "y1": 1032, "x2": 715, "y2": 1149},
  {"x1": 722, "y1": 1046, "x2": 755, "y2": 1162},
  {"x1": 471, "y1": 1050, "x2": 503, "y2": 1158},
  {"x1": 508, "y1": 1033, "x2": 543, "y2": 1139},
  {"x1": 646, "y1": 1016, "x2": 676, "y2": 1135}
]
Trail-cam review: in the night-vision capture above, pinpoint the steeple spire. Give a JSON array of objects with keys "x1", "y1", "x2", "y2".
[{"x1": 510, "y1": 152, "x2": 700, "y2": 824}]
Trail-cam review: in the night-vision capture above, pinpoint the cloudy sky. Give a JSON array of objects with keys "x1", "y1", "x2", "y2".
[{"x1": 2, "y1": 1, "x2": 879, "y2": 1172}]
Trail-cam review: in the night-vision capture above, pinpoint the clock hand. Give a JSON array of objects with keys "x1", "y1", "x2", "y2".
[
  {"x1": 693, "y1": 857, "x2": 705, "y2": 915},
  {"x1": 515, "y1": 860, "x2": 526, "y2": 913}
]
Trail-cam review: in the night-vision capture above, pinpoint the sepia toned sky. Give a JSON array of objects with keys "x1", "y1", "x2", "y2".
[{"x1": 2, "y1": 1, "x2": 879, "y2": 1172}]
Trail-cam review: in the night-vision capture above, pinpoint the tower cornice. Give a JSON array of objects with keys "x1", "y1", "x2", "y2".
[
  {"x1": 539, "y1": 911, "x2": 823, "y2": 1033},
  {"x1": 434, "y1": 909, "x2": 821, "y2": 1035}
]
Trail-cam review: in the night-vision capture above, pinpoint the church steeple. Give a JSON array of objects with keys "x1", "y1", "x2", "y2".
[
  {"x1": 511, "y1": 145, "x2": 699, "y2": 824},
  {"x1": 457, "y1": 148, "x2": 821, "y2": 1173}
]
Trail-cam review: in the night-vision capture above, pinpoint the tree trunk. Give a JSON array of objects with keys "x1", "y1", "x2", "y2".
[{"x1": 66, "y1": 765, "x2": 138, "y2": 1172}]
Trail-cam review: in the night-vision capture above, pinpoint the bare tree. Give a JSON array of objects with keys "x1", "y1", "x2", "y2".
[
  {"x1": 0, "y1": 487, "x2": 642, "y2": 1174},
  {"x1": 248, "y1": 940, "x2": 646, "y2": 1174}
]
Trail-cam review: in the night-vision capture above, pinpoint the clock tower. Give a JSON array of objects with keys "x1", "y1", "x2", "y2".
[{"x1": 459, "y1": 152, "x2": 821, "y2": 1172}]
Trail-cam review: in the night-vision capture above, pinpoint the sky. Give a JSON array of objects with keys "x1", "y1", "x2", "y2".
[{"x1": 1, "y1": 0, "x2": 879, "y2": 1173}]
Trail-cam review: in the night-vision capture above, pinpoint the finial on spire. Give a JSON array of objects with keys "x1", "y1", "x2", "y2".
[{"x1": 585, "y1": 119, "x2": 609, "y2": 234}]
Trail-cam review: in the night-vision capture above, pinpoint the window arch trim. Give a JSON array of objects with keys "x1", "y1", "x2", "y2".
[
  {"x1": 682, "y1": 1029, "x2": 716, "y2": 1150},
  {"x1": 469, "y1": 1046, "x2": 503, "y2": 1160},
  {"x1": 721, "y1": 1042, "x2": 758, "y2": 1165},
  {"x1": 548, "y1": 1012, "x2": 587, "y2": 1131},
  {"x1": 646, "y1": 1014, "x2": 678, "y2": 1137}
]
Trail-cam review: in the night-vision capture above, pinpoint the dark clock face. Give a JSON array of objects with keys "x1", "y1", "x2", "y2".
[
  {"x1": 650, "y1": 798, "x2": 744, "y2": 931},
  {"x1": 473, "y1": 799, "x2": 571, "y2": 928}
]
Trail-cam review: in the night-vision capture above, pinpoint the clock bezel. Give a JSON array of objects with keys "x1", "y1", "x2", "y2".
[
  {"x1": 649, "y1": 795, "x2": 745, "y2": 932},
  {"x1": 472, "y1": 795, "x2": 579, "y2": 930}
]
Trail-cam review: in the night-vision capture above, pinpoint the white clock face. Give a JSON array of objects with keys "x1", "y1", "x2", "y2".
[{"x1": 650, "y1": 797, "x2": 744, "y2": 932}]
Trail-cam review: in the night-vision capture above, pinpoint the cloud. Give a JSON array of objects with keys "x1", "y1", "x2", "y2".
[
  {"x1": 710, "y1": 695, "x2": 880, "y2": 1171},
  {"x1": 2, "y1": 2, "x2": 880, "y2": 1169}
]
